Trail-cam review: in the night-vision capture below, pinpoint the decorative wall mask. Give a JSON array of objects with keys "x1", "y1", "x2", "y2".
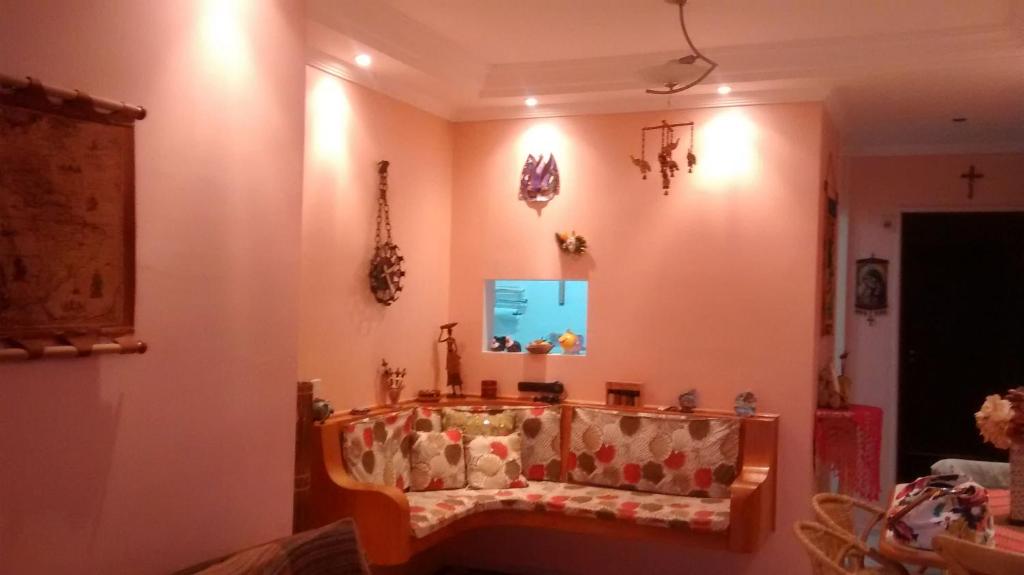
[
  {"x1": 519, "y1": 154, "x2": 560, "y2": 203},
  {"x1": 555, "y1": 231, "x2": 588, "y2": 255},
  {"x1": 369, "y1": 161, "x2": 405, "y2": 305},
  {"x1": 632, "y1": 121, "x2": 696, "y2": 194},
  {"x1": 855, "y1": 256, "x2": 889, "y2": 325}
]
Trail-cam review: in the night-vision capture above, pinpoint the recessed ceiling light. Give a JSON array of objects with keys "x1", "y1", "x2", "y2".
[
  {"x1": 354, "y1": 54, "x2": 372, "y2": 68},
  {"x1": 524, "y1": 97, "x2": 538, "y2": 107},
  {"x1": 717, "y1": 85, "x2": 732, "y2": 95},
  {"x1": 952, "y1": 117, "x2": 967, "y2": 123}
]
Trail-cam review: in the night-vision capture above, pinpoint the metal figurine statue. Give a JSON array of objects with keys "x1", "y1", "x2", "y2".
[
  {"x1": 438, "y1": 322, "x2": 464, "y2": 398},
  {"x1": 632, "y1": 121, "x2": 697, "y2": 195},
  {"x1": 369, "y1": 160, "x2": 406, "y2": 305}
]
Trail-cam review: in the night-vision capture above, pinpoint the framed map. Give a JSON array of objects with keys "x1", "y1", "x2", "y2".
[{"x1": 0, "y1": 85, "x2": 136, "y2": 339}]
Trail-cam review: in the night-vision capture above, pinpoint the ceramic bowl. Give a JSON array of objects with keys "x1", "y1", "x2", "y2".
[{"x1": 526, "y1": 341, "x2": 553, "y2": 354}]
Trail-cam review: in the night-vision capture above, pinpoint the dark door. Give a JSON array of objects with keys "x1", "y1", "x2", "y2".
[{"x1": 898, "y1": 212, "x2": 1024, "y2": 482}]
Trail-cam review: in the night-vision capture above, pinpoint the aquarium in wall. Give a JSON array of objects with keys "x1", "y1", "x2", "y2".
[{"x1": 484, "y1": 279, "x2": 588, "y2": 355}]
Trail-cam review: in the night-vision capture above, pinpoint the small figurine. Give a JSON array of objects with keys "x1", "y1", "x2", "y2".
[
  {"x1": 381, "y1": 359, "x2": 407, "y2": 406},
  {"x1": 438, "y1": 322, "x2": 464, "y2": 397},
  {"x1": 490, "y1": 335, "x2": 522, "y2": 353},
  {"x1": 734, "y1": 391, "x2": 757, "y2": 417},
  {"x1": 555, "y1": 230, "x2": 588, "y2": 255},
  {"x1": 312, "y1": 397, "x2": 334, "y2": 423},
  {"x1": 557, "y1": 329, "x2": 579, "y2": 354},
  {"x1": 630, "y1": 155, "x2": 652, "y2": 179},
  {"x1": 678, "y1": 389, "x2": 698, "y2": 413}
]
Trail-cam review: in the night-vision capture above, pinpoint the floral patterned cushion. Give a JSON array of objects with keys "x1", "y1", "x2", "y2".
[
  {"x1": 442, "y1": 408, "x2": 516, "y2": 437},
  {"x1": 465, "y1": 434, "x2": 529, "y2": 489},
  {"x1": 512, "y1": 406, "x2": 563, "y2": 481},
  {"x1": 568, "y1": 407, "x2": 739, "y2": 498},
  {"x1": 341, "y1": 410, "x2": 414, "y2": 490},
  {"x1": 409, "y1": 430, "x2": 467, "y2": 491},
  {"x1": 411, "y1": 407, "x2": 442, "y2": 432},
  {"x1": 406, "y1": 481, "x2": 730, "y2": 538}
]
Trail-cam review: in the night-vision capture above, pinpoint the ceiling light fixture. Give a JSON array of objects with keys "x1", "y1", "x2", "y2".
[
  {"x1": 524, "y1": 97, "x2": 538, "y2": 107},
  {"x1": 717, "y1": 85, "x2": 732, "y2": 95},
  {"x1": 354, "y1": 54, "x2": 372, "y2": 68},
  {"x1": 641, "y1": 0, "x2": 718, "y2": 95}
]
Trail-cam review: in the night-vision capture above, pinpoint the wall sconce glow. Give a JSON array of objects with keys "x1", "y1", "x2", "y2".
[
  {"x1": 524, "y1": 97, "x2": 538, "y2": 107},
  {"x1": 310, "y1": 74, "x2": 351, "y2": 159},
  {"x1": 700, "y1": 111, "x2": 758, "y2": 182},
  {"x1": 716, "y1": 85, "x2": 732, "y2": 95},
  {"x1": 354, "y1": 54, "x2": 372, "y2": 68},
  {"x1": 201, "y1": 0, "x2": 250, "y2": 70},
  {"x1": 518, "y1": 122, "x2": 566, "y2": 161}
]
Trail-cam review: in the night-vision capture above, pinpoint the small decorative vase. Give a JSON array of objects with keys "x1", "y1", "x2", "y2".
[
  {"x1": 1012, "y1": 442, "x2": 1024, "y2": 525},
  {"x1": 387, "y1": 387, "x2": 402, "y2": 406}
]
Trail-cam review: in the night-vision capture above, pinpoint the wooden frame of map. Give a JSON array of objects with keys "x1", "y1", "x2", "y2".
[{"x1": 0, "y1": 82, "x2": 137, "y2": 339}]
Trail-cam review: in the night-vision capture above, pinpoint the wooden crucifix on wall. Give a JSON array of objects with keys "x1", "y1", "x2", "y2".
[{"x1": 961, "y1": 165, "x2": 984, "y2": 199}]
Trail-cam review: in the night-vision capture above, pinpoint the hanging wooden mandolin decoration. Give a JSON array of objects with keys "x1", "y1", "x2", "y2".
[{"x1": 369, "y1": 160, "x2": 405, "y2": 305}]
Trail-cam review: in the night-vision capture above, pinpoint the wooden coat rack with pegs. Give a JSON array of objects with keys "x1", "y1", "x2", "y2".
[{"x1": 0, "y1": 335, "x2": 148, "y2": 362}]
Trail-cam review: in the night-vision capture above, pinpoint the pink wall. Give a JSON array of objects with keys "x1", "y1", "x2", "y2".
[
  {"x1": 445, "y1": 103, "x2": 827, "y2": 574},
  {"x1": 0, "y1": 1, "x2": 306, "y2": 573},
  {"x1": 299, "y1": 68, "x2": 453, "y2": 408},
  {"x1": 845, "y1": 153, "x2": 1024, "y2": 495}
]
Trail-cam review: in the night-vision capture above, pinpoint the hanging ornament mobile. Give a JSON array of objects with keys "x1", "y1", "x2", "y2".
[
  {"x1": 631, "y1": 120, "x2": 696, "y2": 195},
  {"x1": 369, "y1": 160, "x2": 405, "y2": 305}
]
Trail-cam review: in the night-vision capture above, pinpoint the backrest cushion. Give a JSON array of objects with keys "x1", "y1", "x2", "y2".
[
  {"x1": 442, "y1": 408, "x2": 516, "y2": 437},
  {"x1": 411, "y1": 406, "x2": 443, "y2": 432},
  {"x1": 465, "y1": 433, "x2": 528, "y2": 489},
  {"x1": 341, "y1": 409, "x2": 414, "y2": 490},
  {"x1": 568, "y1": 407, "x2": 739, "y2": 498},
  {"x1": 409, "y1": 429, "x2": 467, "y2": 491},
  {"x1": 510, "y1": 406, "x2": 563, "y2": 481}
]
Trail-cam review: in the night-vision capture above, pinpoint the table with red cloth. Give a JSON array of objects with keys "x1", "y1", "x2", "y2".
[
  {"x1": 814, "y1": 404, "x2": 883, "y2": 500},
  {"x1": 879, "y1": 487, "x2": 1024, "y2": 568}
]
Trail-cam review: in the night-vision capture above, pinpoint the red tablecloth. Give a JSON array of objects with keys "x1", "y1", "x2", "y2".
[
  {"x1": 989, "y1": 489, "x2": 1024, "y2": 553},
  {"x1": 814, "y1": 404, "x2": 883, "y2": 500}
]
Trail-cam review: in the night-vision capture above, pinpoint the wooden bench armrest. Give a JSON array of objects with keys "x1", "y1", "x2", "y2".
[
  {"x1": 311, "y1": 423, "x2": 411, "y2": 565},
  {"x1": 728, "y1": 415, "x2": 778, "y2": 552}
]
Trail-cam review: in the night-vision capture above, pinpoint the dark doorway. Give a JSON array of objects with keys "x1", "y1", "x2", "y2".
[{"x1": 898, "y1": 212, "x2": 1024, "y2": 482}]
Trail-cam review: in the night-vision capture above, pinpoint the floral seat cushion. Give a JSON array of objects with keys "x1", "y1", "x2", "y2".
[
  {"x1": 406, "y1": 481, "x2": 730, "y2": 538},
  {"x1": 341, "y1": 409, "x2": 415, "y2": 490}
]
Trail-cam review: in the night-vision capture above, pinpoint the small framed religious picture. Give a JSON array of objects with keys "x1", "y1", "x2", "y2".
[{"x1": 855, "y1": 256, "x2": 888, "y2": 324}]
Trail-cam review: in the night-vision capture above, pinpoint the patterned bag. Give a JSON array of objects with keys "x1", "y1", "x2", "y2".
[{"x1": 886, "y1": 474, "x2": 995, "y2": 550}]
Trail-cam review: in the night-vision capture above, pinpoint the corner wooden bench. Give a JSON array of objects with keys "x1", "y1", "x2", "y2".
[{"x1": 310, "y1": 399, "x2": 778, "y2": 566}]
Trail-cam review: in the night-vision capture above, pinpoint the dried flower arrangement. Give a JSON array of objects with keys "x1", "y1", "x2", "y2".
[{"x1": 975, "y1": 387, "x2": 1024, "y2": 449}]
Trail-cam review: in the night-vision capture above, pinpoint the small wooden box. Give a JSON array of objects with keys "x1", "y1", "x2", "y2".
[{"x1": 481, "y1": 380, "x2": 498, "y2": 399}]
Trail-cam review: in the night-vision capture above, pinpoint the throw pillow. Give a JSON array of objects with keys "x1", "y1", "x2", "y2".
[
  {"x1": 341, "y1": 410, "x2": 414, "y2": 490},
  {"x1": 465, "y1": 433, "x2": 528, "y2": 489},
  {"x1": 442, "y1": 408, "x2": 516, "y2": 437},
  {"x1": 409, "y1": 429, "x2": 467, "y2": 491}
]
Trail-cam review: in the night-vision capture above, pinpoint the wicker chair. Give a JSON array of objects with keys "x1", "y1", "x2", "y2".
[
  {"x1": 813, "y1": 493, "x2": 887, "y2": 543},
  {"x1": 933, "y1": 534, "x2": 1024, "y2": 575},
  {"x1": 794, "y1": 521, "x2": 909, "y2": 575}
]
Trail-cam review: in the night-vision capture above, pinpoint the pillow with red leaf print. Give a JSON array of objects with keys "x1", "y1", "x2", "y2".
[
  {"x1": 465, "y1": 433, "x2": 529, "y2": 490},
  {"x1": 409, "y1": 429, "x2": 467, "y2": 491}
]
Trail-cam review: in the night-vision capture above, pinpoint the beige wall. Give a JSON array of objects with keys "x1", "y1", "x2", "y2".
[
  {"x1": 0, "y1": 1, "x2": 306, "y2": 573},
  {"x1": 845, "y1": 153, "x2": 1024, "y2": 495},
  {"x1": 445, "y1": 103, "x2": 827, "y2": 574},
  {"x1": 299, "y1": 68, "x2": 453, "y2": 409}
]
